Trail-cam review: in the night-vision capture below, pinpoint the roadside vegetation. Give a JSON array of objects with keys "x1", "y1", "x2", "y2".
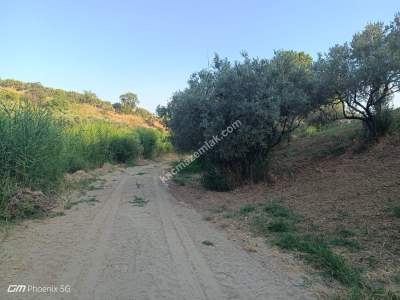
[
  {"x1": 164, "y1": 13, "x2": 400, "y2": 299},
  {"x1": 169, "y1": 114, "x2": 400, "y2": 298},
  {"x1": 158, "y1": 13, "x2": 400, "y2": 191},
  {"x1": 225, "y1": 200, "x2": 400, "y2": 299},
  {"x1": 1, "y1": 10, "x2": 399, "y2": 300},
  {"x1": 171, "y1": 159, "x2": 205, "y2": 186},
  {"x1": 0, "y1": 94, "x2": 171, "y2": 221}
]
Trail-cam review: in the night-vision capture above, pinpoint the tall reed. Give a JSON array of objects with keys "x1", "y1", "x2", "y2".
[{"x1": 0, "y1": 99, "x2": 171, "y2": 219}]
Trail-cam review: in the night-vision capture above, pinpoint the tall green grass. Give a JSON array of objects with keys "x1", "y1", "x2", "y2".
[
  {"x1": 63, "y1": 122, "x2": 143, "y2": 172},
  {"x1": 0, "y1": 99, "x2": 171, "y2": 219},
  {"x1": 0, "y1": 102, "x2": 65, "y2": 189},
  {"x1": 0, "y1": 101, "x2": 65, "y2": 218},
  {"x1": 136, "y1": 127, "x2": 172, "y2": 159}
]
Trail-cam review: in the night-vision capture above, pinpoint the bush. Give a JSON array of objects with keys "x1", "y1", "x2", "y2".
[
  {"x1": 201, "y1": 167, "x2": 231, "y2": 191},
  {"x1": 109, "y1": 134, "x2": 142, "y2": 163},
  {"x1": 375, "y1": 108, "x2": 394, "y2": 137},
  {"x1": 136, "y1": 128, "x2": 172, "y2": 159},
  {"x1": 166, "y1": 52, "x2": 318, "y2": 189},
  {"x1": 136, "y1": 128, "x2": 158, "y2": 159}
]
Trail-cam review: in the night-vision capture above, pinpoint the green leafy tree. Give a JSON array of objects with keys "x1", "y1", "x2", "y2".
[
  {"x1": 112, "y1": 102, "x2": 122, "y2": 113},
  {"x1": 315, "y1": 14, "x2": 400, "y2": 140},
  {"x1": 166, "y1": 52, "x2": 318, "y2": 189},
  {"x1": 120, "y1": 92, "x2": 139, "y2": 113},
  {"x1": 155, "y1": 104, "x2": 170, "y2": 126}
]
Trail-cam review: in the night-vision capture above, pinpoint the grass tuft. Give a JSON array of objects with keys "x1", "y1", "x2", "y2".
[
  {"x1": 392, "y1": 206, "x2": 400, "y2": 218},
  {"x1": 267, "y1": 220, "x2": 294, "y2": 233},
  {"x1": 128, "y1": 196, "x2": 148, "y2": 207},
  {"x1": 330, "y1": 238, "x2": 362, "y2": 252},
  {"x1": 275, "y1": 233, "x2": 361, "y2": 286},
  {"x1": 238, "y1": 201, "x2": 363, "y2": 288},
  {"x1": 238, "y1": 204, "x2": 256, "y2": 215},
  {"x1": 201, "y1": 240, "x2": 214, "y2": 246}
]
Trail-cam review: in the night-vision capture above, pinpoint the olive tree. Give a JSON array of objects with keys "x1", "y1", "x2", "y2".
[
  {"x1": 166, "y1": 52, "x2": 317, "y2": 189},
  {"x1": 315, "y1": 14, "x2": 400, "y2": 140}
]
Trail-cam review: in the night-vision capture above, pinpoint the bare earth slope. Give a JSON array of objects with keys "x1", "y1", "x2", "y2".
[{"x1": 0, "y1": 163, "x2": 316, "y2": 300}]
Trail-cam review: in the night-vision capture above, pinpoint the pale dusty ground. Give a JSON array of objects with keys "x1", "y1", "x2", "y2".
[{"x1": 0, "y1": 163, "x2": 318, "y2": 300}]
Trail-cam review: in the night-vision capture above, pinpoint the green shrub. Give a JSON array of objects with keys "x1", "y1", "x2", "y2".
[
  {"x1": 238, "y1": 204, "x2": 256, "y2": 215},
  {"x1": 267, "y1": 220, "x2": 294, "y2": 233},
  {"x1": 392, "y1": 206, "x2": 400, "y2": 218},
  {"x1": 263, "y1": 201, "x2": 292, "y2": 218},
  {"x1": 136, "y1": 127, "x2": 172, "y2": 159},
  {"x1": 202, "y1": 167, "x2": 231, "y2": 191},
  {"x1": 136, "y1": 128, "x2": 158, "y2": 159},
  {"x1": 375, "y1": 108, "x2": 394, "y2": 137},
  {"x1": 390, "y1": 109, "x2": 400, "y2": 133},
  {"x1": 171, "y1": 159, "x2": 205, "y2": 174},
  {"x1": 109, "y1": 134, "x2": 142, "y2": 163}
]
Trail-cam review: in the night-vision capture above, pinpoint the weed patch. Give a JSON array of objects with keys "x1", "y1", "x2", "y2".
[
  {"x1": 233, "y1": 201, "x2": 363, "y2": 290},
  {"x1": 267, "y1": 220, "x2": 294, "y2": 233},
  {"x1": 128, "y1": 196, "x2": 148, "y2": 207},
  {"x1": 238, "y1": 204, "x2": 256, "y2": 215},
  {"x1": 392, "y1": 206, "x2": 400, "y2": 218},
  {"x1": 201, "y1": 240, "x2": 214, "y2": 246},
  {"x1": 330, "y1": 238, "x2": 362, "y2": 252},
  {"x1": 391, "y1": 273, "x2": 400, "y2": 285}
]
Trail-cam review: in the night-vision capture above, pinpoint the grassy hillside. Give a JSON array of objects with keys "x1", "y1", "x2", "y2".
[{"x1": 0, "y1": 79, "x2": 164, "y2": 129}]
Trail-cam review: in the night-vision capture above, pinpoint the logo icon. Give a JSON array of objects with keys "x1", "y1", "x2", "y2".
[{"x1": 7, "y1": 285, "x2": 26, "y2": 293}]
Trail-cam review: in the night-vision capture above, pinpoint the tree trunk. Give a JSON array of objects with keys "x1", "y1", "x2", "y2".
[{"x1": 363, "y1": 117, "x2": 378, "y2": 142}]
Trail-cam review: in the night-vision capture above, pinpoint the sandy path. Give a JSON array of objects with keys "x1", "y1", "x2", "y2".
[{"x1": 0, "y1": 163, "x2": 316, "y2": 300}]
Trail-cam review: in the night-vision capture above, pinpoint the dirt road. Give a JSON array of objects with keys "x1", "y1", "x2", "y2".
[{"x1": 0, "y1": 163, "x2": 317, "y2": 299}]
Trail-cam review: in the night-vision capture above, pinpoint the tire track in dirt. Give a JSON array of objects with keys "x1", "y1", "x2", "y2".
[
  {"x1": 0, "y1": 163, "x2": 318, "y2": 300},
  {"x1": 151, "y1": 174, "x2": 225, "y2": 300},
  {"x1": 58, "y1": 174, "x2": 129, "y2": 300}
]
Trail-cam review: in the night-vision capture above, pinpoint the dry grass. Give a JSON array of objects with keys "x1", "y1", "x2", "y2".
[
  {"x1": 169, "y1": 124, "x2": 400, "y2": 297},
  {"x1": 68, "y1": 103, "x2": 164, "y2": 129}
]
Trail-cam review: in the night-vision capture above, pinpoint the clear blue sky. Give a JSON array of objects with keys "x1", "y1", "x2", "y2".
[{"x1": 1, "y1": 0, "x2": 399, "y2": 111}]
